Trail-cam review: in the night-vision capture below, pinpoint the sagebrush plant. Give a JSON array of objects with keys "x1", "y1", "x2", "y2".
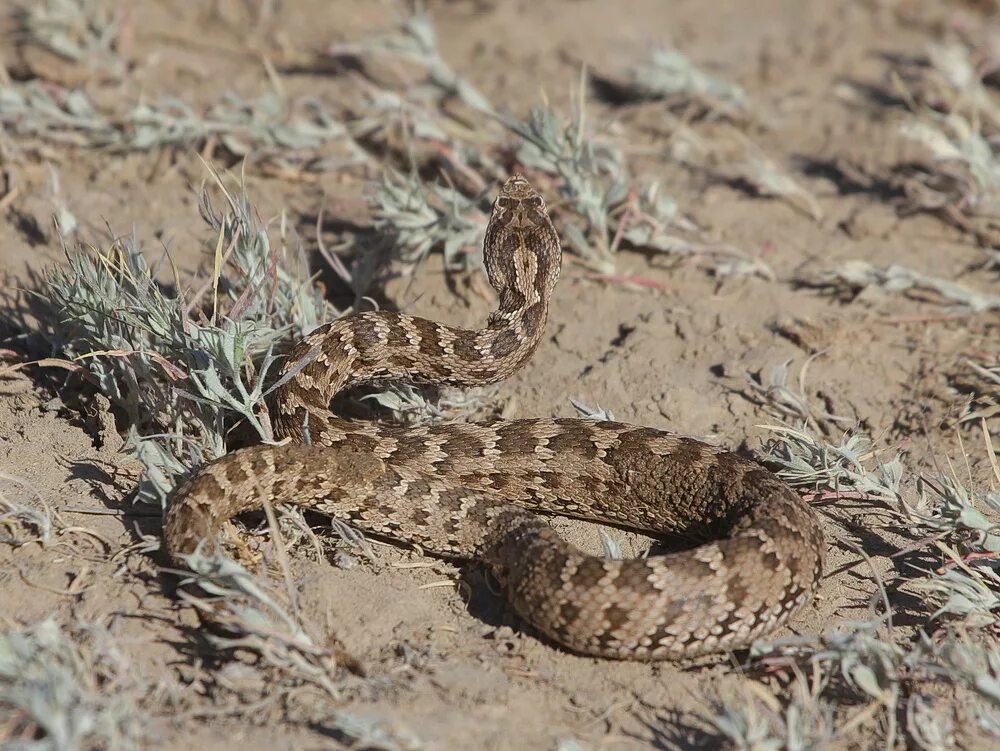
[
  {"x1": 809, "y1": 260, "x2": 1000, "y2": 312},
  {"x1": 620, "y1": 46, "x2": 749, "y2": 113},
  {"x1": 745, "y1": 360, "x2": 855, "y2": 437},
  {"x1": 507, "y1": 85, "x2": 628, "y2": 266},
  {"x1": 0, "y1": 82, "x2": 117, "y2": 147},
  {"x1": 37, "y1": 175, "x2": 331, "y2": 506},
  {"x1": 503, "y1": 85, "x2": 771, "y2": 277},
  {"x1": 899, "y1": 112, "x2": 1000, "y2": 214},
  {"x1": 14, "y1": 0, "x2": 124, "y2": 75},
  {"x1": 702, "y1": 412, "x2": 1000, "y2": 747},
  {"x1": 760, "y1": 424, "x2": 905, "y2": 500},
  {"x1": 0, "y1": 82, "x2": 365, "y2": 172},
  {"x1": 950, "y1": 357, "x2": 1000, "y2": 431},
  {"x1": 126, "y1": 93, "x2": 367, "y2": 171},
  {"x1": 891, "y1": 42, "x2": 1000, "y2": 251},
  {"x1": 332, "y1": 8, "x2": 507, "y2": 188},
  {"x1": 347, "y1": 84, "x2": 496, "y2": 183},
  {"x1": 362, "y1": 381, "x2": 500, "y2": 427},
  {"x1": 907, "y1": 474, "x2": 1000, "y2": 625},
  {"x1": 503, "y1": 84, "x2": 718, "y2": 273},
  {"x1": 737, "y1": 149, "x2": 824, "y2": 223},
  {"x1": 0, "y1": 618, "x2": 143, "y2": 751},
  {"x1": 172, "y1": 549, "x2": 348, "y2": 700},
  {"x1": 0, "y1": 473, "x2": 56, "y2": 547},
  {"x1": 928, "y1": 631, "x2": 1000, "y2": 734},
  {"x1": 702, "y1": 670, "x2": 837, "y2": 750},
  {"x1": 752, "y1": 617, "x2": 909, "y2": 748},
  {"x1": 373, "y1": 169, "x2": 488, "y2": 271},
  {"x1": 327, "y1": 6, "x2": 494, "y2": 115}
]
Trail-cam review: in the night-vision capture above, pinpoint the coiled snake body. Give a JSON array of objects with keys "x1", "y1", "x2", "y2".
[{"x1": 164, "y1": 175, "x2": 825, "y2": 660}]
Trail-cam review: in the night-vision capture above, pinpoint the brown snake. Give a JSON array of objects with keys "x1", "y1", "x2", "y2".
[{"x1": 164, "y1": 175, "x2": 825, "y2": 660}]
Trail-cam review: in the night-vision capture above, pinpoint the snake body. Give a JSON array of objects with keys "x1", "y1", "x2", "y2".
[{"x1": 164, "y1": 175, "x2": 825, "y2": 660}]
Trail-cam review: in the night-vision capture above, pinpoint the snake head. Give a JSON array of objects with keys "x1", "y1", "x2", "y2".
[
  {"x1": 491, "y1": 175, "x2": 549, "y2": 223},
  {"x1": 498, "y1": 174, "x2": 542, "y2": 202},
  {"x1": 485, "y1": 174, "x2": 561, "y2": 275}
]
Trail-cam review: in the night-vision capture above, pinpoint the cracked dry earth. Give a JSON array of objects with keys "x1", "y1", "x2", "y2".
[{"x1": 1, "y1": 1, "x2": 998, "y2": 749}]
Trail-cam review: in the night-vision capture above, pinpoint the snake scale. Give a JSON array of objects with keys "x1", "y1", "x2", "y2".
[{"x1": 164, "y1": 175, "x2": 825, "y2": 661}]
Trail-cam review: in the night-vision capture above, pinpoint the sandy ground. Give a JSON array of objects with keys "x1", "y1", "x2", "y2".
[{"x1": 1, "y1": 1, "x2": 998, "y2": 749}]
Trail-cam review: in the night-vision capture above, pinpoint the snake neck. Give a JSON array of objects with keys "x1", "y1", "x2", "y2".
[{"x1": 270, "y1": 174, "x2": 562, "y2": 444}]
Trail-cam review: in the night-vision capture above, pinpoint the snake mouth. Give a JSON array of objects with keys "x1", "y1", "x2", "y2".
[{"x1": 499, "y1": 174, "x2": 539, "y2": 200}]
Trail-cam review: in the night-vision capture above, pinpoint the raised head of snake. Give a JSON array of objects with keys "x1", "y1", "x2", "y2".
[
  {"x1": 269, "y1": 174, "x2": 563, "y2": 445},
  {"x1": 481, "y1": 174, "x2": 561, "y2": 337}
]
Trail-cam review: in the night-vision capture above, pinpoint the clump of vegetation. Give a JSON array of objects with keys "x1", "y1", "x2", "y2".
[
  {"x1": 322, "y1": 12, "x2": 777, "y2": 277},
  {"x1": 372, "y1": 169, "x2": 488, "y2": 271},
  {"x1": 619, "y1": 47, "x2": 749, "y2": 113},
  {"x1": 744, "y1": 360, "x2": 855, "y2": 436},
  {"x1": 326, "y1": 8, "x2": 494, "y2": 115},
  {"x1": 949, "y1": 357, "x2": 1000, "y2": 433},
  {"x1": 807, "y1": 260, "x2": 1000, "y2": 312},
  {"x1": 13, "y1": 0, "x2": 126, "y2": 77},
  {"x1": 0, "y1": 83, "x2": 365, "y2": 173},
  {"x1": 37, "y1": 175, "x2": 329, "y2": 506},
  {"x1": 504, "y1": 85, "x2": 716, "y2": 273},
  {"x1": 702, "y1": 671, "x2": 837, "y2": 750},
  {"x1": 698, "y1": 403, "x2": 1000, "y2": 748},
  {"x1": 0, "y1": 618, "x2": 143, "y2": 750},
  {"x1": 892, "y1": 42, "x2": 1000, "y2": 252}
]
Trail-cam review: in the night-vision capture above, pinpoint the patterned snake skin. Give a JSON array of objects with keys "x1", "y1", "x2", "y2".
[{"x1": 164, "y1": 175, "x2": 825, "y2": 660}]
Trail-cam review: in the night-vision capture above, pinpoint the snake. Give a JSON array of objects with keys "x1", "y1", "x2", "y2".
[{"x1": 164, "y1": 175, "x2": 825, "y2": 661}]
